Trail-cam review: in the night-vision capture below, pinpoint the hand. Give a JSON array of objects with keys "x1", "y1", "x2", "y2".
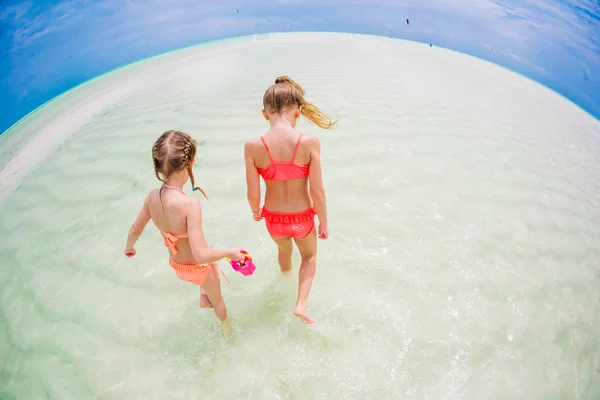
[
  {"x1": 227, "y1": 248, "x2": 246, "y2": 261},
  {"x1": 252, "y1": 207, "x2": 263, "y2": 222},
  {"x1": 318, "y1": 224, "x2": 330, "y2": 240},
  {"x1": 124, "y1": 246, "x2": 136, "y2": 257}
]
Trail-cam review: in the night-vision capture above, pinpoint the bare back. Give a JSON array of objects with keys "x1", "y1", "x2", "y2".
[
  {"x1": 250, "y1": 128, "x2": 319, "y2": 212},
  {"x1": 146, "y1": 188, "x2": 197, "y2": 263}
]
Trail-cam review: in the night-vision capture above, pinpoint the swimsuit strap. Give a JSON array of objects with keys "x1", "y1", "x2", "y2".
[
  {"x1": 159, "y1": 185, "x2": 189, "y2": 255},
  {"x1": 218, "y1": 266, "x2": 230, "y2": 284},
  {"x1": 161, "y1": 231, "x2": 184, "y2": 255},
  {"x1": 260, "y1": 137, "x2": 274, "y2": 162},
  {"x1": 162, "y1": 184, "x2": 187, "y2": 195},
  {"x1": 290, "y1": 133, "x2": 304, "y2": 163}
]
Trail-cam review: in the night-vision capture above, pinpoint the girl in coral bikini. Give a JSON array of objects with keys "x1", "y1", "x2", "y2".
[
  {"x1": 244, "y1": 76, "x2": 335, "y2": 324},
  {"x1": 125, "y1": 130, "x2": 245, "y2": 334}
]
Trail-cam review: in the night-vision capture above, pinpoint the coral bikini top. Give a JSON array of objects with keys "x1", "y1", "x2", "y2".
[{"x1": 257, "y1": 134, "x2": 309, "y2": 181}]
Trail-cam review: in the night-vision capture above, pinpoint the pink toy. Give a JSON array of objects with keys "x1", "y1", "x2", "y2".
[{"x1": 226, "y1": 250, "x2": 256, "y2": 276}]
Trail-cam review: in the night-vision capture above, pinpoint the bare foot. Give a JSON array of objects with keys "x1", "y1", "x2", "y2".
[
  {"x1": 293, "y1": 305, "x2": 315, "y2": 324},
  {"x1": 200, "y1": 294, "x2": 213, "y2": 308},
  {"x1": 281, "y1": 268, "x2": 292, "y2": 276},
  {"x1": 221, "y1": 319, "x2": 231, "y2": 335}
]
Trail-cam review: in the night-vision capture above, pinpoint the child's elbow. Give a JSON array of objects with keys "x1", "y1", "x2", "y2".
[
  {"x1": 129, "y1": 224, "x2": 141, "y2": 236},
  {"x1": 247, "y1": 191, "x2": 260, "y2": 202},
  {"x1": 310, "y1": 187, "x2": 326, "y2": 198},
  {"x1": 191, "y1": 247, "x2": 207, "y2": 265}
]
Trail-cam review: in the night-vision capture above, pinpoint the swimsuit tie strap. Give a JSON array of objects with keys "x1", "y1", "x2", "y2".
[
  {"x1": 217, "y1": 266, "x2": 230, "y2": 284},
  {"x1": 162, "y1": 232, "x2": 179, "y2": 255}
]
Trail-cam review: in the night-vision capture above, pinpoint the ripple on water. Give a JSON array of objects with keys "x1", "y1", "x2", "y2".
[{"x1": 0, "y1": 32, "x2": 599, "y2": 399}]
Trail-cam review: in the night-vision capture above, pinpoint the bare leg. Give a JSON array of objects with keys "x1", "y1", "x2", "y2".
[
  {"x1": 199, "y1": 288, "x2": 213, "y2": 308},
  {"x1": 292, "y1": 227, "x2": 317, "y2": 324},
  {"x1": 271, "y1": 236, "x2": 294, "y2": 275},
  {"x1": 201, "y1": 267, "x2": 230, "y2": 334}
]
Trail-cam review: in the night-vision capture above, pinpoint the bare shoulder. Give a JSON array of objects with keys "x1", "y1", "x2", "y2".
[
  {"x1": 302, "y1": 133, "x2": 320, "y2": 149},
  {"x1": 245, "y1": 136, "x2": 262, "y2": 145},
  {"x1": 185, "y1": 195, "x2": 203, "y2": 214},
  {"x1": 146, "y1": 188, "x2": 160, "y2": 202},
  {"x1": 245, "y1": 137, "x2": 262, "y2": 149},
  {"x1": 184, "y1": 194, "x2": 202, "y2": 207},
  {"x1": 245, "y1": 137, "x2": 263, "y2": 157}
]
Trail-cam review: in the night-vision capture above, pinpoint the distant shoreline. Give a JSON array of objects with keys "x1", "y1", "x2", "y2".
[
  {"x1": 1, "y1": 31, "x2": 598, "y2": 205},
  {"x1": 1, "y1": 31, "x2": 598, "y2": 138}
]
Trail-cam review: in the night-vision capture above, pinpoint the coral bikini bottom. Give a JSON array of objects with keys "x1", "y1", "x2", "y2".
[
  {"x1": 261, "y1": 207, "x2": 316, "y2": 239},
  {"x1": 169, "y1": 259, "x2": 229, "y2": 285}
]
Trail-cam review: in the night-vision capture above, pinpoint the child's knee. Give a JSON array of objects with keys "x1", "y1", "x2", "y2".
[
  {"x1": 301, "y1": 253, "x2": 316, "y2": 264},
  {"x1": 212, "y1": 298, "x2": 226, "y2": 311},
  {"x1": 208, "y1": 292, "x2": 224, "y2": 303}
]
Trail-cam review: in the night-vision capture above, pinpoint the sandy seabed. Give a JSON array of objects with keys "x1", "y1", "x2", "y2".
[{"x1": 1, "y1": 32, "x2": 599, "y2": 399}]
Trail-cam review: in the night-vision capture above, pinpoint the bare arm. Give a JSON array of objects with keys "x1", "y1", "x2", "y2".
[
  {"x1": 125, "y1": 196, "x2": 152, "y2": 252},
  {"x1": 308, "y1": 137, "x2": 328, "y2": 230},
  {"x1": 244, "y1": 141, "x2": 262, "y2": 217},
  {"x1": 186, "y1": 197, "x2": 240, "y2": 264}
]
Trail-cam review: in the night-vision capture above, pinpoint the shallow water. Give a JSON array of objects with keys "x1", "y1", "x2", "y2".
[{"x1": 1, "y1": 32, "x2": 599, "y2": 399}]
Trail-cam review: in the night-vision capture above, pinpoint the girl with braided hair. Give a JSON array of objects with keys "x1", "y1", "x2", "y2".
[
  {"x1": 124, "y1": 130, "x2": 244, "y2": 334},
  {"x1": 244, "y1": 76, "x2": 335, "y2": 324}
]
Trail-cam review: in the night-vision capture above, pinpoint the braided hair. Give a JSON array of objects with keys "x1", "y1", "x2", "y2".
[{"x1": 152, "y1": 130, "x2": 207, "y2": 201}]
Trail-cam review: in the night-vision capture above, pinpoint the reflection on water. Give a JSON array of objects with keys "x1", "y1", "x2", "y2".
[{"x1": 0, "y1": 33, "x2": 599, "y2": 399}]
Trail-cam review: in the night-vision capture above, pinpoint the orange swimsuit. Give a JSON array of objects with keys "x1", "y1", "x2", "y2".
[
  {"x1": 257, "y1": 134, "x2": 316, "y2": 239},
  {"x1": 160, "y1": 185, "x2": 228, "y2": 286}
]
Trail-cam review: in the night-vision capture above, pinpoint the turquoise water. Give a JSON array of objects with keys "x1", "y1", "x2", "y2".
[{"x1": 1, "y1": 32, "x2": 599, "y2": 399}]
